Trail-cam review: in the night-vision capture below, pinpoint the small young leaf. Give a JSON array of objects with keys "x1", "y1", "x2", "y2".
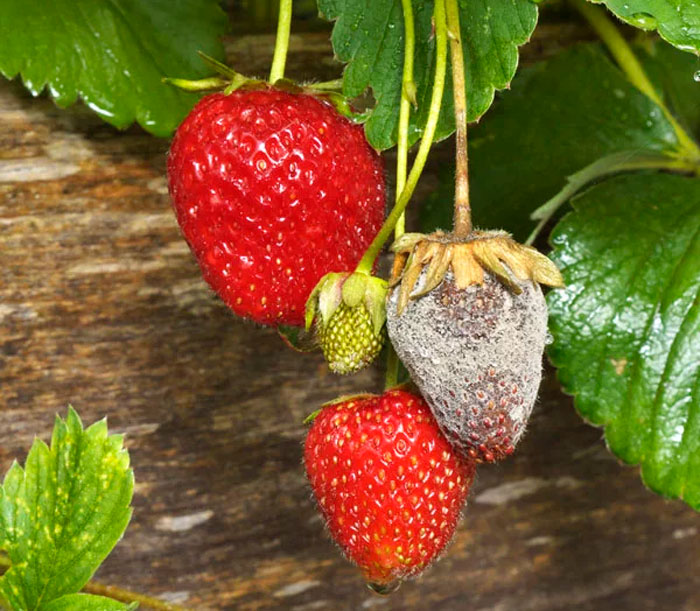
[
  {"x1": 420, "y1": 43, "x2": 682, "y2": 239},
  {"x1": 596, "y1": 0, "x2": 700, "y2": 54},
  {"x1": 547, "y1": 173, "x2": 700, "y2": 510},
  {"x1": 318, "y1": 0, "x2": 537, "y2": 150},
  {"x1": 0, "y1": 408, "x2": 134, "y2": 609},
  {"x1": 41, "y1": 594, "x2": 137, "y2": 611},
  {"x1": 0, "y1": 0, "x2": 228, "y2": 137}
]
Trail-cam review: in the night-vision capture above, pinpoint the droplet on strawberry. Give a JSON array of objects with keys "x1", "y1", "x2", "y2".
[
  {"x1": 168, "y1": 88, "x2": 386, "y2": 327},
  {"x1": 386, "y1": 230, "x2": 562, "y2": 462},
  {"x1": 303, "y1": 389, "x2": 475, "y2": 588}
]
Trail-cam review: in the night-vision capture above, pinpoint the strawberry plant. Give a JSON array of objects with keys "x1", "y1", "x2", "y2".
[
  {"x1": 0, "y1": 409, "x2": 136, "y2": 610},
  {"x1": 1, "y1": 0, "x2": 699, "y2": 605}
]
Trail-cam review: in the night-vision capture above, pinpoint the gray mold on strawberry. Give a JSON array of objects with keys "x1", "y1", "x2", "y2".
[{"x1": 386, "y1": 269, "x2": 548, "y2": 462}]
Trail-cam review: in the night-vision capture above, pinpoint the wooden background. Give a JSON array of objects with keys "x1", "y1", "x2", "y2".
[{"x1": 0, "y1": 12, "x2": 698, "y2": 611}]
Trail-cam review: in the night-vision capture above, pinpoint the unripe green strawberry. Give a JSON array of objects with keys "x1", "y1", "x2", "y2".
[
  {"x1": 318, "y1": 302, "x2": 385, "y2": 374},
  {"x1": 306, "y1": 271, "x2": 387, "y2": 374}
]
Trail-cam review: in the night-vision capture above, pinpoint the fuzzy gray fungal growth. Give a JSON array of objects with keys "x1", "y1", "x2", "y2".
[{"x1": 386, "y1": 270, "x2": 548, "y2": 462}]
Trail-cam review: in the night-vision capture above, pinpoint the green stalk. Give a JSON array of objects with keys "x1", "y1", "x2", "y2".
[
  {"x1": 524, "y1": 151, "x2": 697, "y2": 245},
  {"x1": 385, "y1": 0, "x2": 418, "y2": 390},
  {"x1": 269, "y1": 0, "x2": 293, "y2": 83},
  {"x1": 446, "y1": 0, "x2": 471, "y2": 237},
  {"x1": 82, "y1": 582, "x2": 190, "y2": 611},
  {"x1": 394, "y1": 0, "x2": 417, "y2": 239},
  {"x1": 571, "y1": 0, "x2": 700, "y2": 162},
  {"x1": 355, "y1": 0, "x2": 449, "y2": 274},
  {"x1": 0, "y1": 554, "x2": 187, "y2": 610}
]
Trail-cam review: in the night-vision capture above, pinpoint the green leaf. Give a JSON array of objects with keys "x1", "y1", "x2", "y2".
[
  {"x1": 318, "y1": 0, "x2": 537, "y2": 150},
  {"x1": 0, "y1": 408, "x2": 134, "y2": 609},
  {"x1": 420, "y1": 43, "x2": 682, "y2": 239},
  {"x1": 0, "y1": 0, "x2": 228, "y2": 137},
  {"x1": 547, "y1": 173, "x2": 700, "y2": 510},
  {"x1": 595, "y1": 0, "x2": 700, "y2": 54},
  {"x1": 41, "y1": 594, "x2": 137, "y2": 611},
  {"x1": 640, "y1": 41, "x2": 700, "y2": 138},
  {"x1": 278, "y1": 325, "x2": 319, "y2": 352}
]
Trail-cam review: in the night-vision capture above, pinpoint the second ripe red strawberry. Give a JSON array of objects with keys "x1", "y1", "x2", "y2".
[
  {"x1": 304, "y1": 389, "x2": 475, "y2": 589},
  {"x1": 168, "y1": 88, "x2": 386, "y2": 327}
]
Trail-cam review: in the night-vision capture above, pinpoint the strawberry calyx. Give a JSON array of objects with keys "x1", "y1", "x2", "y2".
[
  {"x1": 164, "y1": 53, "x2": 359, "y2": 119},
  {"x1": 305, "y1": 271, "x2": 387, "y2": 334},
  {"x1": 305, "y1": 272, "x2": 388, "y2": 374},
  {"x1": 303, "y1": 393, "x2": 378, "y2": 425},
  {"x1": 390, "y1": 229, "x2": 564, "y2": 315}
]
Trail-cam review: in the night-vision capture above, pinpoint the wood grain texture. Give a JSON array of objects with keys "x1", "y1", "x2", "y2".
[{"x1": 1, "y1": 21, "x2": 698, "y2": 611}]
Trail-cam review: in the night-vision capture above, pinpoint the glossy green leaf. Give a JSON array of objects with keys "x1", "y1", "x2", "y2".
[
  {"x1": 596, "y1": 0, "x2": 700, "y2": 54},
  {"x1": 548, "y1": 173, "x2": 700, "y2": 510},
  {"x1": 420, "y1": 43, "x2": 682, "y2": 239},
  {"x1": 41, "y1": 594, "x2": 137, "y2": 611},
  {"x1": 641, "y1": 41, "x2": 700, "y2": 138},
  {"x1": 318, "y1": 0, "x2": 537, "y2": 150},
  {"x1": 0, "y1": 408, "x2": 134, "y2": 609},
  {"x1": 0, "y1": 0, "x2": 228, "y2": 137}
]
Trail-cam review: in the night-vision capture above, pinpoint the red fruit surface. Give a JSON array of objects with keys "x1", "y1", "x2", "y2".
[
  {"x1": 168, "y1": 89, "x2": 385, "y2": 326},
  {"x1": 304, "y1": 389, "x2": 475, "y2": 586}
]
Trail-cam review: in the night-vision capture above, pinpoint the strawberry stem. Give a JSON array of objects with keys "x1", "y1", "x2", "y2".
[
  {"x1": 355, "y1": 0, "x2": 449, "y2": 274},
  {"x1": 0, "y1": 553, "x2": 187, "y2": 610},
  {"x1": 394, "y1": 0, "x2": 417, "y2": 239},
  {"x1": 269, "y1": 0, "x2": 293, "y2": 83},
  {"x1": 385, "y1": 0, "x2": 417, "y2": 390},
  {"x1": 446, "y1": 0, "x2": 472, "y2": 238},
  {"x1": 570, "y1": 0, "x2": 700, "y2": 163}
]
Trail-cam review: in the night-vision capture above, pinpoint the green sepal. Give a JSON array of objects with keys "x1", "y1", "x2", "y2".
[
  {"x1": 365, "y1": 276, "x2": 389, "y2": 335},
  {"x1": 341, "y1": 273, "x2": 369, "y2": 307},
  {"x1": 318, "y1": 274, "x2": 345, "y2": 326},
  {"x1": 321, "y1": 393, "x2": 377, "y2": 408},
  {"x1": 162, "y1": 76, "x2": 229, "y2": 91},
  {"x1": 306, "y1": 394, "x2": 378, "y2": 423},
  {"x1": 303, "y1": 409, "x2": 322, "y2": 425},
  {"x1": 271, "y1": 78, "x2": 305, "y2": 93},
  {"x1": 197, "y1": 51, "x2": 238, "y2": 78},
  {"x1": 167, "y1": 53, "x2": 263, "y2": 96},
  {"x1": 305, "y1": 272, "x2": 348, "y2": 330}
]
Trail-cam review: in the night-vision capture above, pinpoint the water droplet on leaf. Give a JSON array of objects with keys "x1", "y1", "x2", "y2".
[
  {"x1": 693, "y1": 70, "x2": 700, "y2": 82},
  {"x1": 628, "y1": 13, "x2": 657, "y2": 30}
]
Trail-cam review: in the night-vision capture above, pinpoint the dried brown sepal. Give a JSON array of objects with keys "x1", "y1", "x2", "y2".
[{"x1": 391, "y1": 229, "x2": 564, "y2": 315}]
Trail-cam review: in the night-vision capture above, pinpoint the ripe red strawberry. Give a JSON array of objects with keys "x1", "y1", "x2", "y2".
[
  {"x1": 168, "y1": 88, "x2": 385, "y2": 326},
  {"x1": 304, "y1": 389, "x2": 475, "y2": 589}
]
